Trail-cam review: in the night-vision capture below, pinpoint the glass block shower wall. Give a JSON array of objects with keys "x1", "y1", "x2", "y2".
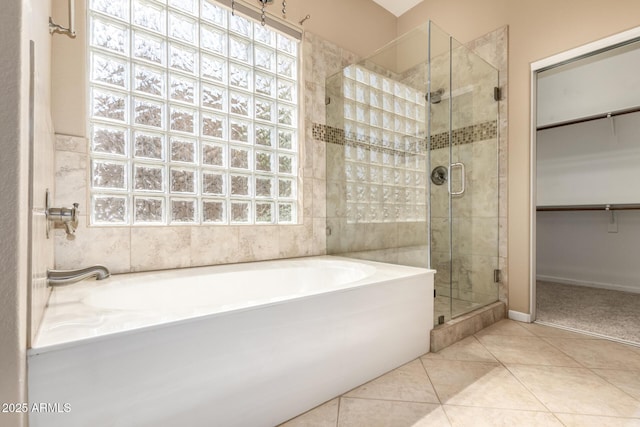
[
  {"x1": 87, "y1": 0, "x2": 299, "y2": 225},
  {"x1": 341, "y1": 65, "x2": 427, "y2": 224}
]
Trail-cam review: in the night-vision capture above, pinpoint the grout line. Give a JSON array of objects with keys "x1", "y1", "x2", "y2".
[
  {"x1": 550, "y1": 412, "x2": 568, "y2": 427},
  {"x1": 339, "y1": 395, "x2": 441, "y2": 405},
  {"x1": 552, "y1": 411, "x2": 640, "y2": 422},
  {"x1": 588, "y1": 368, "x2": 640, "y2": 404},
  {"x1": 472, "y1": 323, "x2": 554, "y2": 413},
  {"x1": 442, "y1": 403, "x2": 559, "y2": 414},
  {"x1": 535, "y1": 335, "x2": 590, "y2": 369},
  {"x1": 497, "y1": 364, "x2": 553, "y2": 414}
]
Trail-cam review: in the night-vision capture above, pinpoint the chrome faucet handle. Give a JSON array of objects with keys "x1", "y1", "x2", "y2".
[{"x1": 46, "y1": 201, "x2": 79, "y2": 239}]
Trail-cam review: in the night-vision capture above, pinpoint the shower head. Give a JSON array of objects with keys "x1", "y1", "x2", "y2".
[{"x1": 426, "y1": 88, "x2": 445, "y2": 104}]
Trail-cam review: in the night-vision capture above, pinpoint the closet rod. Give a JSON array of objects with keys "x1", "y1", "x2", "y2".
[
  {"x1": 537, "y1": 105, "x2": 640, "y2": 131},
  {"x1": 536, "y1": 204, "x2": 640, "y2": 212}
]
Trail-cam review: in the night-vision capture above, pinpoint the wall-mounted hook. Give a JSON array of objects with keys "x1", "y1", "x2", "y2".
[
  {"x1": 606, "y1": 112, "x2": 618, "y2": 143},
  {"x1": 299, "y1": 14, "x2": 311, "y2": 25}
]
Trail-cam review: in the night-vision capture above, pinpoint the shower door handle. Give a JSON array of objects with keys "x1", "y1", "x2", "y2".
[{"x1": 449, "y1": 162, "x2": 465, "y2": 196}]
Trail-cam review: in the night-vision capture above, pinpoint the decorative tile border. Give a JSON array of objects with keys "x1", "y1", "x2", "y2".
[
  {"x1": 313, "y1": 120, "x2": 498, "y2": 151},
  {"x1": 312, "y1": 123, "x2": 343, "y2": 145},
  {"x1": 430, "y1": 121, "x2": 498, "y2": 149}
]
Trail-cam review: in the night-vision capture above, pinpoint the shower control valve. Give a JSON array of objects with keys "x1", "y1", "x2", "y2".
[{"x1": 45, "y1": 189, "x2": 79, "y2": 239}]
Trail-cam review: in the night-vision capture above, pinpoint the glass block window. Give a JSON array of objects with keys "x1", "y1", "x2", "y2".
[
  {"x1": 342, "y1": 65, "x2": 427, "y2": 223},
  {"x1": 88, "y1": 0, "x2": 299, "y2": 225}
]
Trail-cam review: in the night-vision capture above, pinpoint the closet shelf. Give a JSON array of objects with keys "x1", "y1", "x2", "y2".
[
  {"x1": 536, "y1": 105, "x2": 640, "y2": 131},
  {"x1": 536, "y1": 203, "x2": 640, "y2": 212}
]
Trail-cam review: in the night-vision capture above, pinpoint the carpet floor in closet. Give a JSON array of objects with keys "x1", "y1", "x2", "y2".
[{"x1": 536, "y1": 280, "x2": 640, "y2": 345}]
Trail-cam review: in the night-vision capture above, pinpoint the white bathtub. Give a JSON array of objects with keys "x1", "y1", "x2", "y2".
[{"x1": 28, "y1": 256, "x2": 434, "y2": 427}]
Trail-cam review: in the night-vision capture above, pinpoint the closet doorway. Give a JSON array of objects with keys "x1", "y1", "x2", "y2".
[{"x1": 530, "y1": 28, "x2": 640, "y2": 345}]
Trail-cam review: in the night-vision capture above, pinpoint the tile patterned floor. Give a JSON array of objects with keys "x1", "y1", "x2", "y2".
[{"x1": 280, "y1": 320, "x2": 640, "y2": 427}]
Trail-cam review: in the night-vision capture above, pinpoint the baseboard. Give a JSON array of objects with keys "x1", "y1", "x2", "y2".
[
  {"x1": 508, "y1": 310, "x2": 532, "y2": 323},
  {"x1": 536, "y1": 274, "x2": 640, "y2": 294}
]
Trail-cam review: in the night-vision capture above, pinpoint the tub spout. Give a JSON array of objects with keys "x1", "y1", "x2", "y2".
[{"x1": 47, "y1": 265, "x2": 111, "y2": 287}]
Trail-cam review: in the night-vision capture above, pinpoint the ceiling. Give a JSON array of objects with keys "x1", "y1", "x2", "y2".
[{"x1": 371, "y1": 0, "x2": 423, "y2": 17}]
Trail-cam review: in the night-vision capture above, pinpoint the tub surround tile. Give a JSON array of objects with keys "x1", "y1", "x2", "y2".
[
  {"x1": 238, "y1": 226, "x2": 280, "y2": 262},
  {"x1": 396, "y1": 245, "x2": 428, "y2": 268},
  {"x1": 54, "y1": 215, "x2": 131, "y2": 274},
  {"x1": 130, "y1": 227, "x2": 191, "y2": 272},
  {"x1": 278, "y1": 225, "x2": 313, "y2": 259},
  {"x1": 325, "y1": 218, "x2": 345, "y2": 253},
  {"x1": 55, "y1": 134, "x2": 87, "y2": 153},
  {"x1": 507, "y1": 364, "x2": 640, "y2": 417},
  {"x1": 442, "y1": 406, "x2": 563, "y2": 427},
  {"x1": 55, "y1": 150, "x2": 88, "y2": 213},
  {"x1": 189, "y1": 226, "x2": 240, "y2": 267},
  {"x1": 361, "y1": 223, "x2": 390, "y2": 251},
  {"x1": 344, "y1": 359, "x2": 439, "y2": 404},
  {"x1": 312, "y1": 218, "x2": 327, "y2": 255},
  {"x1": 343, "y1": 223, "x2": 368, "y2": 253},
  {"x1": 337, "y1": 398, "x2": 450, "y2": 427}
]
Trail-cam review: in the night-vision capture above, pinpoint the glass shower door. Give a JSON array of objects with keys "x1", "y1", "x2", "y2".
[{"x1": 429, "y1": 22, "x2": 500, "y2": 322}]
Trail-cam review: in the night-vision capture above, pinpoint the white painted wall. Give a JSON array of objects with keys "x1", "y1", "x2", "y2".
[
  {"x1": 537, "y1": 41, "x2": 640, "y2": 127},
  {"x1": 537, "y1": 111, "x2": 640, "y2": 206},
  {"x1": 537, "y1": 210, "x2": 640, "y2": 293}
]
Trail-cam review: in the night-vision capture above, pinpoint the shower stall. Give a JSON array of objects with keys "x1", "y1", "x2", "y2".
[{"x1": 325, "y1": 22, "x2": 500, "y2": 325}]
